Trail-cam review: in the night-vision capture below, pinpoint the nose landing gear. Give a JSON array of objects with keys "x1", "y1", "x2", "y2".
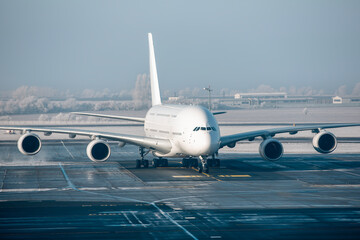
[
  {"x1": 197, "y1": 154, "x2": 220, "y2": 173},
  {"x1": 198, "y1": 156, "x2": 209, "y2": 173}
]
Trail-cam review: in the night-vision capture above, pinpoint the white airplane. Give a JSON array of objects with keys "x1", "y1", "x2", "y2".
[{"x1": 1, "y1": 33, "x2": 359, "y2": 173}]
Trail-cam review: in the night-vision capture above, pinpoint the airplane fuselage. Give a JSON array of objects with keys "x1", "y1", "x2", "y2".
[{"x1": 144, "y1": 104, "x2": 220, "y2": 158}]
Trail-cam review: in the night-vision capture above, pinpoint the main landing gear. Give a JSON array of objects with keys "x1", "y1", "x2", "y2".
[
  {"x1": 136, "y1": 147, "x2": 169, "y2": 168},
  {"x1": 207, "y1": 153, "x2": 220, "y2": 168},
  {"x1": 136, "y1": 147, "x2": 150, "y2": 168},
  {"x1": 181, "y1": 158, "x2": 198, "y2": 168},
  {"x1": 153, "y1": 158, "x2": 168, "y2": 168}
]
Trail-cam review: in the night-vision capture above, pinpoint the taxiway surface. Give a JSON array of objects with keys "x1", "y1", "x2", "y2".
[{"x1": 1, "y1": 140, "x2": 360, "y2": 239}]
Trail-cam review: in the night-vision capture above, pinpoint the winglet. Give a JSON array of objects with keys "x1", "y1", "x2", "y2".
[{"x1": 148, "y1": 33, "x2": 162, "y2": 106}]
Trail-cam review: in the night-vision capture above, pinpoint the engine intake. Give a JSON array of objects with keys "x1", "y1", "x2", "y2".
[
  {"x1": 17, "y1": 133, "x2": 42, "y2": 155},
  {"x1": 312, "y1": 131, "x2": 337, "y2": 154},
  {"x1": 259, "y1": 138, "x2": 283, "y2": 161},
  {"x1": 86, "y1": 139, "x2": 111, "y2": 162}
]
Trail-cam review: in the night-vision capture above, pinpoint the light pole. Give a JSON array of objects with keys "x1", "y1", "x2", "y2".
[{"x1": 203, "y1": 85, "x2": 212, "y2": 111}]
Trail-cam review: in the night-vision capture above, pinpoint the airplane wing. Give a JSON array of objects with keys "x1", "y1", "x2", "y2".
[
  {"x1": 0, "y1": 126, "x2": 171, "y2": 154},
  {"x1": 71, "y1": 112, "x2": 145, "y2": 123},
  {"x1": 219, "y1": 123, "x2": 360, "y2": 148},
  {"x1": 212, "y1": 111, "x2": 226, "y2": 115}
]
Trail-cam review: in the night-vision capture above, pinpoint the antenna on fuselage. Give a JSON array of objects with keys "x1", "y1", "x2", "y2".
[{"x1": 148, "y1": 33, "x2": 162, "y2": 106}]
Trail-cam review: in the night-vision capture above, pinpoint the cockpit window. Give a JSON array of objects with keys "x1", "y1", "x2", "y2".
[{"x1": 194, "y1": 126, "x2": 216, "y2": 131}]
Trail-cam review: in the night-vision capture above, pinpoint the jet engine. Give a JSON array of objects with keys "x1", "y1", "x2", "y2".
[
  {"x1": 227, "y1": 142, "x2": 236, "y2": 148},
  {"x1": 312, "y1": 131, "x2": 337, "y2": 154},
  {"x1": 86, "y1": 139, "x2": 111, "y2": 162},
  {"x1": 259, "y1": 138, "x2": 283, "y2": 161},
  {"x1": 17, "y1": 133, "x2": 42, "y2": 155}
]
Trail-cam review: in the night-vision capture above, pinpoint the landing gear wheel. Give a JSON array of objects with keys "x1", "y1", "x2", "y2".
[
  {"x1": 198, "y1": 164, "x2": 203, "y2": 173},
  {"x1": 152, "y1": 158, "x2": 168, "y2": 167},
  {"x1": 136, "y1": 159, "x2": 141, "y2": 168},
  {"x1": 215, "y1": 159, "x2": 220, "y2": 167},
  {"x1": 143, "y1": 160, "x2": 149, "y2": 168},
  {"x1": 153, "y1": 159, "x2": 158, "y2": 168},
  {"x1": 191, "y1": 159, "x2": 198, "y2": 168},
  {"x1": 163, "y1": 159, "x2": 168, "y2": 167},
  {"x1": 182, "y1": 158, "x2": 188, "y2": 168},
  {"x1": 183, "y1": 158, "x2": 196, "y2": 168},
  {"x1": 207, "y1": 159, "x2": 214, "y2": 167},
  {"x1": 203, "y1": 163, "x2": 209, "y2": 173}
]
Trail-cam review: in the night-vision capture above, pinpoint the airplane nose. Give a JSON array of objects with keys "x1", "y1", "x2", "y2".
[{"x1": 198, "y1": 132, "x2": 219, "y2": 155}]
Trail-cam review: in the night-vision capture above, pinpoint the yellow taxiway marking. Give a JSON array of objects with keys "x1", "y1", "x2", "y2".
[
  {"x1": 172, "y1": 175, "x2": 203, "y2": 178},
  {"x1": 189, "y1": 167, "x2": 222, "y2": 181},
  {"x1": 218, "y1": 175, "x2": 251, "y2": 178}
]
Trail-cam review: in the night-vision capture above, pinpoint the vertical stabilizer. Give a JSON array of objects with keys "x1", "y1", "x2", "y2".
[{"x1": 148, "y1": 33, "x2": 162, "y2": 106}]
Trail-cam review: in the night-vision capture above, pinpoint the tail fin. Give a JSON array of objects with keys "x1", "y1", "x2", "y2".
[{"x1": 148, "y1": 33, "x2": 162, "y2": 106}]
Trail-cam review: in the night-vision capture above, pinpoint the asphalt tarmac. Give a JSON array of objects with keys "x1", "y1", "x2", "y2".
[{"x1": 1, "y1": 140, "x2": 360, "y2": 239}]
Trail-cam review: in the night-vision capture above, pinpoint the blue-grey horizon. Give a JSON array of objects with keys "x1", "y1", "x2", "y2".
[{"x1": 1, "y1": 0, "x2": 359, "y2": 93}]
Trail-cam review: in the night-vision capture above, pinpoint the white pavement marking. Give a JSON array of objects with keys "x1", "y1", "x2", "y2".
[
  {"x1": 150, "y1": 202, "x2": 199, "y2": 240},
  {"x1": 57, "y1": 162, "x2": 199, "y2": 240},
  {"x1": 59, "y1": 162, "x2": 77, "y2": 190},
  {"x1": 0, "y1": 169, "x2": 7, "y2": 192},
  {"x1": 335, "y1": 169, "x2": 360, "y2": 177},
  {"x1": 123, "y1": 212, "x2": 134, "y2": 226},
  {"x1": 0, "y1": 188, "x2": 58, "y2": 192},
  {"x1": 131, "y1": 211, "x2": 147, "y2": 228},
  {"x1": 61, "y1": 141, "x2": 75, "y2": 159}
]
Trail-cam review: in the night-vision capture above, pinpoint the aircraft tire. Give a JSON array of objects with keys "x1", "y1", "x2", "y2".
[
  {"x1": 192, "y1": 159, "x2": 198, "y2": 168},
  {"x1": 198, "y1": 164, "x2": 203, "y2": 173},
  {"x1": 143, "y1": 160, "x2": 149, "y2": 168},
  {"x1": 182, "y1": 158, "x2": 189, "y2": 168},
  {"x1": 136, "y1": 159, "x2": 141, "y2": 168},
  {"x1": 153, "y1": 159, "x2": 158, "y2": 168},
  {"x1": 215, "y1": 159, "x2": 220, "y2": 167},
  {"x1": 204, "y1": 163, "x2": 209, "y2": 173}
]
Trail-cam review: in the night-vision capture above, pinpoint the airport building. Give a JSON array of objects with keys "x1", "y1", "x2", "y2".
[{"x1": 179, "y1": 92, "x2": 360, "y2": 109}]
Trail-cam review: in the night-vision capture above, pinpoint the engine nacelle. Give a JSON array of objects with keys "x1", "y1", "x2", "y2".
[
  {"x1": 312, "y1": 131, "x2": 337, "y2": 154},
  {"x1": 86, "y1": 139, "x2": 111, "y2": 162},
  {"x1": 259, "y1": 138, "x2": 283, "y2": 161},
  {"x1": 17, "y1": 133, "x2": 42, "y2": 155}
]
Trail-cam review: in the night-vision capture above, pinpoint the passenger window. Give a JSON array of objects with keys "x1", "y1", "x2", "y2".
[
  {"x1": 201, "y1": 127, "x2": 206, "y2": 130},
  {"x1": 207, "y1": 127, "x2": 211, "y2": 131},
  {"x1": 211, "y1": 127, "x2": 216, "y2": 131},
  {"x1": 193, "y1": 127, "x2": 197, "y2": 131}
]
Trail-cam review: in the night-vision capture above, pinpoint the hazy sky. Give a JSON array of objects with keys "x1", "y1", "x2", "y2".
[{"x1": 1, "y1": 0, "x2": 359, "y2": 93}]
